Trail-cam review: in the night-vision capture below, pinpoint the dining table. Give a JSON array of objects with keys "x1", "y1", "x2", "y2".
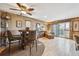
[{"x1": 18, "y1": 30, "x2": 38, "y2": 55}]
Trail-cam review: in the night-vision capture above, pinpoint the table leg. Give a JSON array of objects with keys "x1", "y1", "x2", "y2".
[
  {"x1": 8, "y1": 41, "x2": 11, "y2": 55},
  {"x1": 29, "y1": 44, "x2": 31, "y2": 56},
  {"x1": 35, "y1": 40, "x2": 37, "y2": 52}
]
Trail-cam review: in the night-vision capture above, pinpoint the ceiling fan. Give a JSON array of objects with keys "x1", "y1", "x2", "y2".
[{"x1": 10, "y1": 3, "x2": 34, "y2": 15}]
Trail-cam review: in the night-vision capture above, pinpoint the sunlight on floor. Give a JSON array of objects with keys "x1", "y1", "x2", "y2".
[{"x1": 38, "y1": 37, "x2": 79, "y2": 56}]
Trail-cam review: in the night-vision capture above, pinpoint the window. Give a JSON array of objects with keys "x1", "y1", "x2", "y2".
[
  {"x1": 52, "y1": 22, "x2": 70, "y2": 38},
  {"x1": 36, "y1": 23, "x2": 40, "y2": 31}
]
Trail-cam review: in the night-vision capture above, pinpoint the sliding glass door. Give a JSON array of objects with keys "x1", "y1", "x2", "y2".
[
  {"x1": 58, "y1": 23, "x2": 65, "y2": 37},
  {"x1": 52, "y1": 22, "x2": 70, "y2": 38},
  {"x1": 53, "y1": 24, "x2": 59, "y2": 37}
]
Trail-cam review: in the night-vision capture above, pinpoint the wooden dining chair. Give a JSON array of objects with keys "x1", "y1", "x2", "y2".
[
  {"x1": 75, "y1": 35, "x2": 79, "y2": 50},
  {"x1": 27, "y1": 30, "x2": 37, "y2": 55},
  {"x1": 31, "y1": 30, "x2": 37, "y2": 52},
  {"x1": 6, "y1": 30, "x2": 21, "y2": 55},
  {"x1": 0, "y1": 32, "x2": 6, "y2": 47}
]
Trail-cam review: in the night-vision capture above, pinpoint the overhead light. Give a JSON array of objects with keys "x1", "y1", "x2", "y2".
[{"x1": 21, "y1": 11, "x2": 26, "y2": 14}]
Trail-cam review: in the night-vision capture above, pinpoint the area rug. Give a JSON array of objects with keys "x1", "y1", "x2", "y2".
[{"x1": 9, "y1": 40, "x2": 45, "y2": 56}]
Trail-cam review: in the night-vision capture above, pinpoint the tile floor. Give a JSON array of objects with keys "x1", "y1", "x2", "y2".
[{"x1": 38, "y1": 37, "x2": 79, "y2": 56}]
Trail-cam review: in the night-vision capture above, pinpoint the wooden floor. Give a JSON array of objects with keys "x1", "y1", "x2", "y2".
[
  {"x1": 0, "y1": 47, "x2": 6, "y2": 55},
  {"x1": 39, "y1": 37, "x2": 79, "y2": 56}
]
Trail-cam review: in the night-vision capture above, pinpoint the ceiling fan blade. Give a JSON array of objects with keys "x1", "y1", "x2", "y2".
[
  {"x1": 10, "y1": 8, "x2": 32, "y2": 16},
  {"x1": 10, "y1": 8, "x2": 22, "y2": 11},
  {"x1": 16, "y1": 3, "x2": 22, "y2": 8},
  {"x1": 16, "y1": 3, "x2": 34, "y2": 11},
  {"x1": 16, "y1": 3, "x2": 27, "y2": 11},
  {"x1": 27, "y1": 13, "x2": 32, "y2": 15}
]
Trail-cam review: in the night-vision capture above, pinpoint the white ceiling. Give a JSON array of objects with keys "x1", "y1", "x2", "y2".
[{"x1": 0, "y1": 3, "x2": 79, "y2": 22}]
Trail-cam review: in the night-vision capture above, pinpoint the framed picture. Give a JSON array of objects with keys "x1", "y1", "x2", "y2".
[
  {"x1": 73, "y1": 21, "x2": 79, "y2": 31},
  {"x1": 25, "y1": 21, "x2": 31, "y2": 28},
  {"x1": 16, "y1": 20, "x2": 22, "y2": 28}
]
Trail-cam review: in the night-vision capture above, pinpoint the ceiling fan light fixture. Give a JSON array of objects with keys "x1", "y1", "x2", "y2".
[{"x1": 21, "y1": 11, "x2": 26, "y2": 14}]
